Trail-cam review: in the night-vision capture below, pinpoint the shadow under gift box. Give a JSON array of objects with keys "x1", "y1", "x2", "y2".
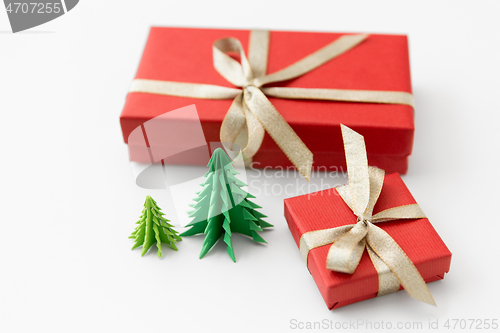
[
  {"x1": 120, "y1": 27, "x2": 415, "y2": 174},
  {"x1": 284, "y1": 173, "x2": 452, "y2": 310}
]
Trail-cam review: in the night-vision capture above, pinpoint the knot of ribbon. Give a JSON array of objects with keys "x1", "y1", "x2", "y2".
[
  {"x1": 299, "y1": 125, "x2": 436, "y2": 305},
  {"x1": 129, "y1": 30, "x2": 415, "y2": 181}
]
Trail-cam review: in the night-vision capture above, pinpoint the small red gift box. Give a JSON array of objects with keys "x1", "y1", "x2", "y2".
[
  {"x1": 284, "y1": 173, "x2": 452, "y2": 309},
  {"x1": 120, "y1": 27, "x2": 415, "y2": 173}
]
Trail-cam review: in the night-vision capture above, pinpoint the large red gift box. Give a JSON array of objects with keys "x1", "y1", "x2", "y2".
[
  {"x1": 120, "y1": 27, "x2": 415, "y2": 173},
  {"x1": 284, "y1": 173, "x2": 452, "y2": 309}
]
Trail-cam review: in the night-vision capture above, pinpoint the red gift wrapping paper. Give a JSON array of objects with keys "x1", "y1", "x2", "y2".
[
  {"x1": 121, "y1": 27, "x2": 415, "y2": 173},
  {"x1": 284, "y1": 173, "x2": 451, "y2": 309}
]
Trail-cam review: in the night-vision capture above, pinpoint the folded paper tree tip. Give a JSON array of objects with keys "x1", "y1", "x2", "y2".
[
  {"x1": 180, "y1": 148, "x2": 273, "y2": 262},
  {"x1": 129, "y1": 196, "x2": 182, "y2": 258}
]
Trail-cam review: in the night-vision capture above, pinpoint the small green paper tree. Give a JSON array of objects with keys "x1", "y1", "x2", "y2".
[
  {"x1": 180, "y1": 148, "x2": 273, "y2": 262},
  {"x1": 129, "y1": 196, "x2": 181, "y2": 258}
]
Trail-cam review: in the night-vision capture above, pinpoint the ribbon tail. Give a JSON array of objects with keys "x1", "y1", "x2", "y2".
[
  {"x1": 366, "y1": 245, "x2": 400, "y2": 297},
  {"x1": 363, "y1": 166, "x2": 385, "y2": 219},
  {"x1": 244, "y1": 86, "x2": 313, "y2": 181},
  {"x1": 220, "y1": 93, "x2": 265, "y2": 160},
  {"x1": 366, "y1": 223, "x2": 436, "y2": 306}
]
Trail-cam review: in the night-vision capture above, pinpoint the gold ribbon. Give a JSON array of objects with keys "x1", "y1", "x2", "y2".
[
  {"x1": 299, "y1": 125, "x2": 435, "y2": 305},
  {"x1": 129, "y1": 30, "x2": 415, "y2": 181}
]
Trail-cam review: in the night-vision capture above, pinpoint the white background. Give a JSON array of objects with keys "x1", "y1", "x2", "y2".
[{"x1": 1, "y1": 1, "x2": 499, "y2": 332}]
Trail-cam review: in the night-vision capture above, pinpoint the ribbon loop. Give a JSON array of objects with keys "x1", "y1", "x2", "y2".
[
  {"x1": 300, "y1": 225, "x2": 353, "y2": 265},
  {"x1": 341, "y1": 124, "x2": 371, "y2": 217},
  {"x1": 326, "y1": 221, "x2": 368, "y2": 274},
  {"x1": 213, "y1": 37, "x2": 253, "y2": 87},
  {"x1": 363, "y1": 166, "x2": 385, "y2": 220},
  {"x1": 247, "y1": 30, "x2": 270, "y2": 79}
]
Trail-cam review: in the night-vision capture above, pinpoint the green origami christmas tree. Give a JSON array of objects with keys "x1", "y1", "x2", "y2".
[
  {"x1": 129, "y1": 196, "x2": 182, "y2": 258},
  {"x1": 180, "y1": 148, "x2": 273, "y2": 262}
]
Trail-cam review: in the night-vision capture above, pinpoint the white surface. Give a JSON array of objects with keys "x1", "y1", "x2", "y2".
[{"x1": 1, "y1": 1, "x2": 499, "y2": 332}]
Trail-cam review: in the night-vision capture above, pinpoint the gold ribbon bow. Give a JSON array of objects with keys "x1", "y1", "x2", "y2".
[
  {"x1": 129, "y1": 30, "x2": 415, "y2": 181},
  {"x1": 299, "y1": 125, "x2": 435, "y2": 305}
]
